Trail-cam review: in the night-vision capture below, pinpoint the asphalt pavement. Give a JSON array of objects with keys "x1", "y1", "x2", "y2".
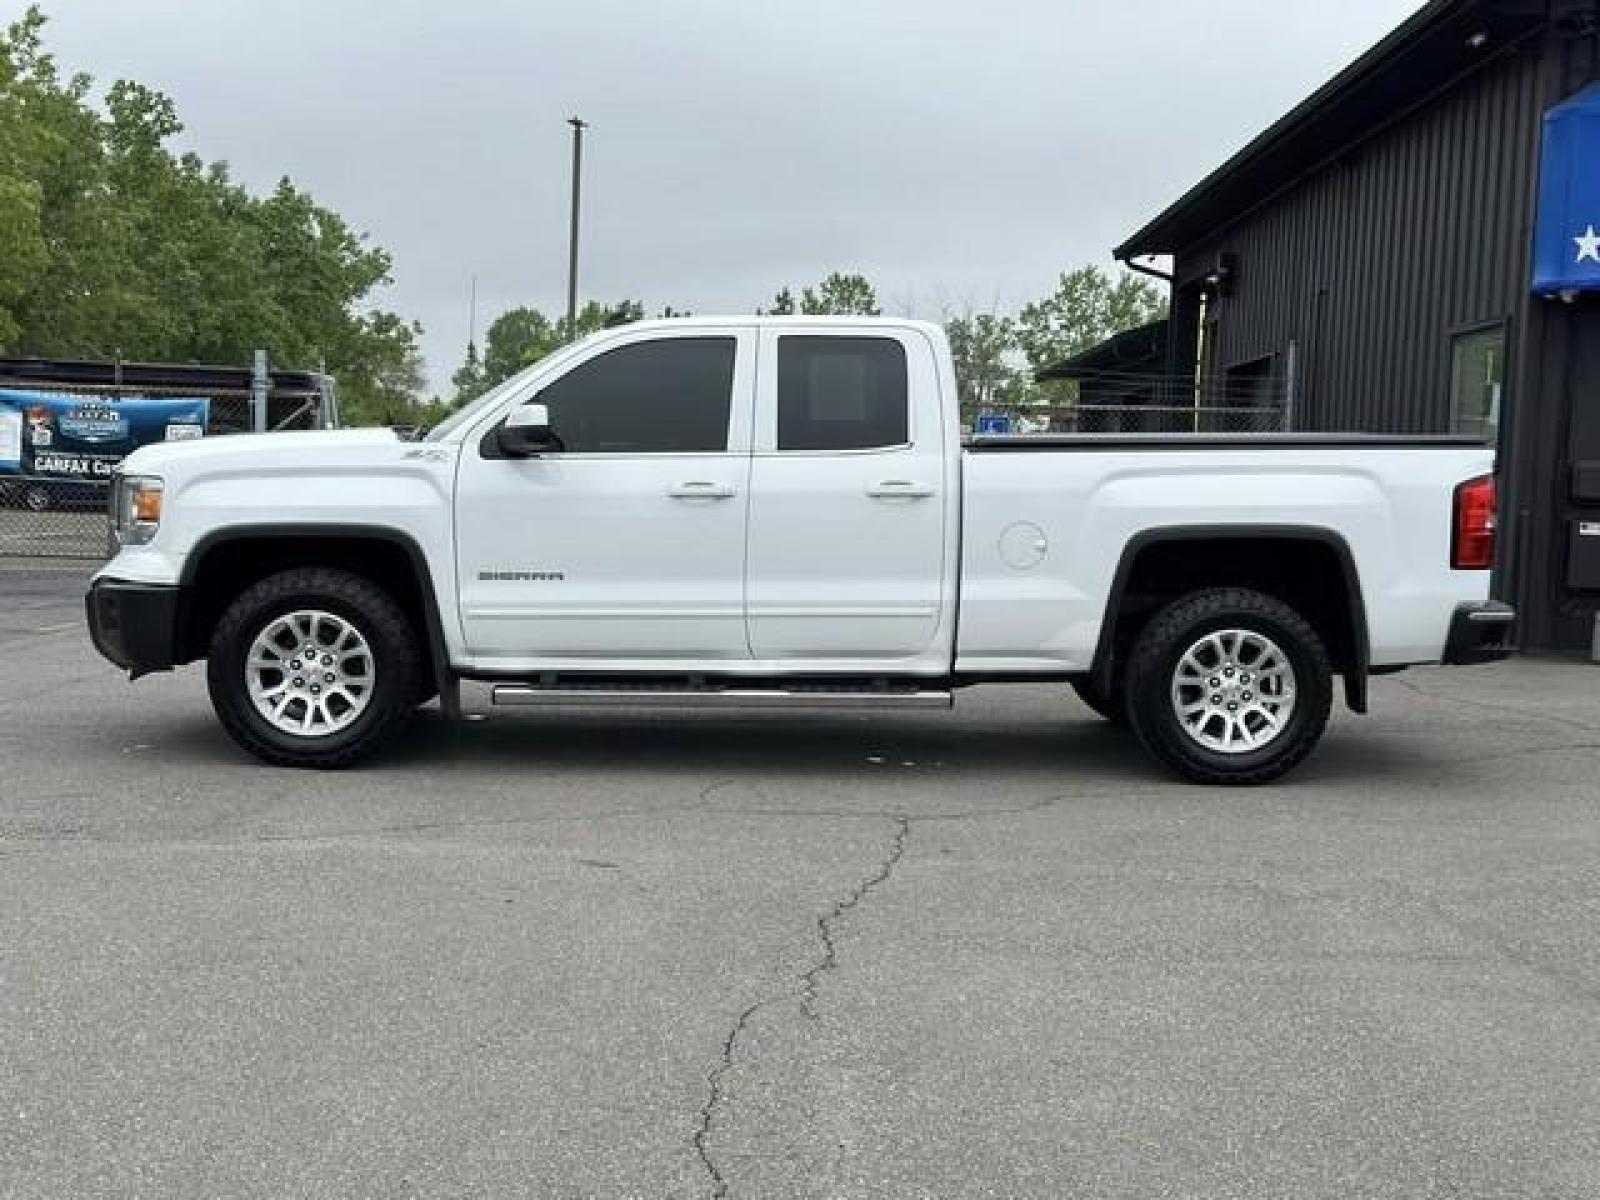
[{"x1": 3, "y1": 564, "x2": 1599, "y2": 1199}]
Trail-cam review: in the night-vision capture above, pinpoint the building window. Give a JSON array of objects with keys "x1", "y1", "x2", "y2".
[
  {"x1": 1451, "y1": 325, "x2": 1505, "y2": 444},
  {"x1": 1214, "y1": 354, "x2": 1285, "y2": 433},
  {"x1": 1223, "y1": 355, "x2": 1278, "y2": 408}
]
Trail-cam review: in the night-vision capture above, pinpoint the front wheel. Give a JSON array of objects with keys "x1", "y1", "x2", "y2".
[
  {"x1": 1124, "y1": 588, "x2": 1333, "y2": 786},
  {"x1": 206, "y1": 568, "x2": 421, "y2": 768}
]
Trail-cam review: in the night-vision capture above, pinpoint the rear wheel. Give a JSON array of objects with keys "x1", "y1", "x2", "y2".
[
  {"x1": 1124, "y1": 588, "x2": 1332, "y2": 785},
  {"x1": 206, "y1": 568, "x2": 420, "y2": 768}
]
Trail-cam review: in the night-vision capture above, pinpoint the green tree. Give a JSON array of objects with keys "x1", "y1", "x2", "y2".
[
  {"x1": 803, "y1": 271, "x2": 880, "y2": 316},
  {"x1": 450, "y1": 340, "x2": 488, "y2": 409},
  {"x1": 763, "y1": 272, "x2": 881, "y2": 316},
  {"x1": 331, "y1": 310, "x2": 429, "y2": 426},
  {"x1": 0, "y1": 7, "x2": 427, "y2": 424},
  {"x1": 1016, "y1": 267, "x2": 1168, "y2": 402},
  {"x1": 480, "y1": 306, "x2": 559, "y2": 385},
  {"x1": 0, "y1": 9, "x2": 56, "y2": 348},
  {"x1": 945, "y1": 311, "x2": 1029, "y2": 420},
  {"x1": 453, "y1": 299, "x2": 648, "y2": 405}
]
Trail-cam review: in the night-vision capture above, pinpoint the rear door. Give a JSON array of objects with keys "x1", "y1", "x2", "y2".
[{"x1": 744, "y1": 327, "x2": 953, "y2": 668}]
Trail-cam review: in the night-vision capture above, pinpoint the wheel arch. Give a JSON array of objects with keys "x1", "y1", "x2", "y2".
[
  {"x1": 1091, "y1": 525, "x2": 1371, "y2": 714},
  {"x1": 178, "y1": 524, "x2": 452, "y2": 704}
]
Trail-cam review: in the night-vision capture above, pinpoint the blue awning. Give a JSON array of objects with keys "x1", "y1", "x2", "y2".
[{"x1": 1533, "y1": 82, "x2": 1600, "y2": 296}]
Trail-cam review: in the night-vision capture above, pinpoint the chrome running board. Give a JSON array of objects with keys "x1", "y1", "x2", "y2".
[{"x1": 489, "y1": 685, "x2": 953, "y2": 711}]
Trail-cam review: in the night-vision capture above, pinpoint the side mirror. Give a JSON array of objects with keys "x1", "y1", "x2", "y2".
[{"x1": 496, "y1": 402, "x2": 562, "y2": 457}]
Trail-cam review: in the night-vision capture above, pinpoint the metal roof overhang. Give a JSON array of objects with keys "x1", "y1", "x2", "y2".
[
  {"x1": 1038, "y1": 320, "x2": 1169, "y2": 381},
  {"x1": 1115, "y1": 0, "x2": 1549, "y2": 261}
]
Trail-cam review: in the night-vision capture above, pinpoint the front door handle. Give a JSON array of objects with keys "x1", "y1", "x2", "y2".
[
  {"x1": 668, "y1": 481, "x2": 737, "y2": 499},
  {"x1": 867, "y1": 480, "x2": 934, "y2": 499}
]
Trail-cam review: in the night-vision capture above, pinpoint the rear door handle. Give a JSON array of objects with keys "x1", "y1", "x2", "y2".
[
  {"x1": 668, "y1": 481, "x2": 737, "y2": 499},
  {"x1": 867, "y1": 480, "x2": 934, "y2": 499}
]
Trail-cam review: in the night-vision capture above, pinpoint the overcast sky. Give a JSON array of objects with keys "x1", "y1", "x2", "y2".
[{"x1": 44, "y1": 0, "x2": 1424, "y2": 393}]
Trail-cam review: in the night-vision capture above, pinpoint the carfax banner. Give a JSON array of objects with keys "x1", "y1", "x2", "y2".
[{"x1": 0, "y1": 389, "x2": 210, "y2": 480}]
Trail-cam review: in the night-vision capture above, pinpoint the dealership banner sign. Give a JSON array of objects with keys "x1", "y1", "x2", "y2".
[
  {"x1": 1533, "y1": 81, "x2": 1600, "y2": 297},
  {"x1": 0, "y1": 390, "x2": 209, "y2": 481}
]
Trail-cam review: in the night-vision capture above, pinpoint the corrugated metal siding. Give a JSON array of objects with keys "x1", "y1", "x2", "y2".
[{"x1": 1172, "y1": 45, "x2": 1545, "y2": 433}]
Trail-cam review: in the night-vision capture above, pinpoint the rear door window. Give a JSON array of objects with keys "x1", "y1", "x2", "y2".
[{"x1": 776, "y1": 337, "x2": 908, "y2": 451}]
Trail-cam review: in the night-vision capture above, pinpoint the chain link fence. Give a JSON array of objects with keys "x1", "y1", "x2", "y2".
[
  {"x1": 1070, "y1": 402, "x2": 1290, "y2": 434},
  {"x1": 974, "y1": 371, "x2": 1293, "y2": 436},
  {"x1": 1, "y1": 364, "x2": 331, "y2": 561},
  {"x1": 974, "y1": 402, "x2": 1290, "y2": 436},
  {"x1": 0, "y1": 477, "x2": 111, "y2": 560}
]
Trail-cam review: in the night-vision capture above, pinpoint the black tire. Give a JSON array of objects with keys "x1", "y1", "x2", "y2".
[
  {"x1": 1071, "y1": 678, "x2": 1128, "y2": 726},
  {"x1": 1124, "y1": 588, "x2": 1333, "y2": 786},
  {"x1": 206, "y1": 568, "x2": 421, "y2": 768}
]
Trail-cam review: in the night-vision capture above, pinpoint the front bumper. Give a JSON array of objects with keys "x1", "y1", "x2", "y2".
[
  {"x1": 86, "y1": 578, "x2": 182, "y2": 678},
  {"x1": 1442, "y1": 601, "x2": 1516, "y2": 665}
]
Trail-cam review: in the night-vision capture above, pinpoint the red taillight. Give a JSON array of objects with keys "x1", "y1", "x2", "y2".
[{"x1": 1452, "y1": 474, "x2": 1497, "y2": 570}]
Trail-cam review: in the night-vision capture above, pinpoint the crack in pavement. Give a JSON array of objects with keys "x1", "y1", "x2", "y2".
[
  {"x1": 692, "y1": 815, "x2": 911, "y2": 1199},
  {"x1": 690, "y1": 995, "x2": 769, "y2": 1200},
  {"x1": 799, "y1": 817, "x2": 911, "y2": 1022}
]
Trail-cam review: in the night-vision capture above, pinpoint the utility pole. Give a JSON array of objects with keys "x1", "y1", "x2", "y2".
[
  {"x1": 566, "y1": 117, "x2": 587, "y2": 339},
  {"x1": 251, "y1": 348, "x2": 269, "y2": 433}
]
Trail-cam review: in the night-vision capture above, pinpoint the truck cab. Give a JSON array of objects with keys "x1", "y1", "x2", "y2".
[{"x1": 451, "y1": 320, "x2": 960, "y2": 675}]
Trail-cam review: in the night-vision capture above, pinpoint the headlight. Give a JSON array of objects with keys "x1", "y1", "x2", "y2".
[{"x1": 112, "y1": 474, "x2": 164, "y2": 545}]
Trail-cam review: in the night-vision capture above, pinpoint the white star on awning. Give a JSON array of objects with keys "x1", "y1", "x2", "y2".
[{"x1": 1577, "y1": 224, "x2": 1600, "y2": 264}]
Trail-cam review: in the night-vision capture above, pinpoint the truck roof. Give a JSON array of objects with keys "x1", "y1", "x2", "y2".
[{"x1": 595, "y1": 316, "x2": 945, "y2": 336}]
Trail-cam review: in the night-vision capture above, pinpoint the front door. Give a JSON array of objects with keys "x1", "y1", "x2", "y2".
[
  {"x1": 454, "y1": 329, "x2": 755, "y2": 665},
  {"x1": 744, "y1": 328, "x2": 952, "y2": 666}
]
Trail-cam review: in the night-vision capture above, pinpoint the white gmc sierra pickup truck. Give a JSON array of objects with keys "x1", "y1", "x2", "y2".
[{"x1": 87, "y1": 317, "x2": 1513, "y2": 784}]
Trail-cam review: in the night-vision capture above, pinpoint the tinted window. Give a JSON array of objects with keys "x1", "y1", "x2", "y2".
[
  {"x1": 538, "y1": 337, "x2": 735, "y2": 453},
  {"x1": 777, "y1": 337, "x2": 908, "y2": 451}
]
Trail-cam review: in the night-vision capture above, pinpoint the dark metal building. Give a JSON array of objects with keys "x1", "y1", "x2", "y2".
[{"x1": 1114, "y1": 0, "x2": 1600, "y2": 655}]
